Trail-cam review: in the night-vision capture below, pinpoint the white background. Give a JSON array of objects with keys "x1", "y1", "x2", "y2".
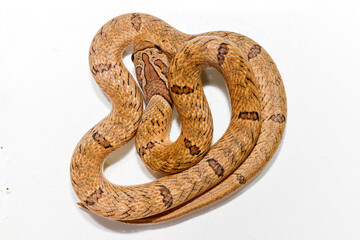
[{"x1": 1, "y1": 0, "x2": 360, "y2": 239}]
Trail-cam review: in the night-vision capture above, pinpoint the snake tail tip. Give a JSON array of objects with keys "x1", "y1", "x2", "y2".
[{"x1": 77, "y1": 202, "x2": 89, "y2": 210}]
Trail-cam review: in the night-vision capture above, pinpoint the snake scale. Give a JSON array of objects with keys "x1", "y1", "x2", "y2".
[{"x1": 70, "y1": 13, "x2": 287, "y2": 224}]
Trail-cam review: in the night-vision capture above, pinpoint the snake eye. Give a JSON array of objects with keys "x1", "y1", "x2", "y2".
[
  {"x1": 131, "y1": 53, "x2": 134, "y2": 62},
  {"x1": 154, "y1": 45, "x2": 162, "y2": 51}
]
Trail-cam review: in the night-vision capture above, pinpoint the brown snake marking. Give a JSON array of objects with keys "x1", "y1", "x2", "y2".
[
  {"x1": 170, "y1": 85, "x2": 194, "y2": 95},
  {"x1": 238, "y1": 111, "x2": 260, "y2": 121},
  {"x1": 92, "y1": 63, "x2": 114, "y2": 75},
  {"x1": 138, "y1": 141, "x2": 156, "y2": 158},
  {"x1": 84, "y1": 187, "x2": 103, "y2": 206},
  {"x1": 135, "y1": 66, "x2": 142, "y2": 84},
  {"x1": 92, "y1": 132, "x2": 112, "y2": 149},
  {"x1": 154, "y1": 59, "x2": 169, "y2": 79},
  {"x1": 70, "y1": 13, "x2": 287, "y2": 223},
  {"x1": 270, "y1": 113, "x2": 286, "y2": 123},
  {"x1": 217, "y1": 43, "x2": 229, "y2": 65},
  {"x1": 131, "y1": 13, "x2": 142, "y2": 32},
  {"x1": 158, "y1": 185, "x2": 173, "y2": 209},
  {"x1": 235, "y1": 173, "x2": 247, "y2": 184},
  {"x1": 206, "y1": 159, "x2": 225, "y2": 177},
  {"x1": 248, "y1": 44, "x2": 261, "y2": 60},
  {"x1": 184, "y1": 138, "x2": 201, "y2": 156}
]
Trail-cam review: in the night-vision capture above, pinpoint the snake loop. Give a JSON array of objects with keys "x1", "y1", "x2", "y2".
[
  {"x1": 70, "y1": 13, "x2": 287, "y2": 223},
  {"x1": 132, "y1": 40, "x2": 213, "y2": 174}
]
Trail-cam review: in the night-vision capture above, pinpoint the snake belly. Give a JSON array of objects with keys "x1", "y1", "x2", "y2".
[{"x1": 70, "y1": 13, "x2": 287, "y2": 223}]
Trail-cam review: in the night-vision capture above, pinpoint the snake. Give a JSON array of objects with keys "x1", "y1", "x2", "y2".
[{"x1": 70, "y1": 13, "x2": 287, "y2": 224}]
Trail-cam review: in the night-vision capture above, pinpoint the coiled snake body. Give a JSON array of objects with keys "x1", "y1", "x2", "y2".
[{"x1": 70, "y1": 13, "x2": 287, "y2": 223}]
